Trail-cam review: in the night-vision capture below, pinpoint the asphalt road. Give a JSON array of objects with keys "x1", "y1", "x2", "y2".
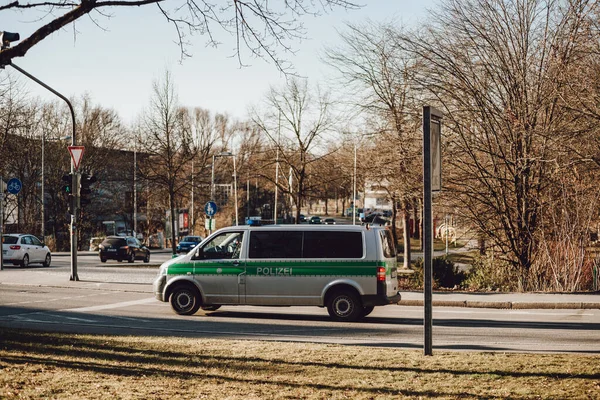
[{"x1": 1, "y1": 254, "x2": 598, "y2": 354}]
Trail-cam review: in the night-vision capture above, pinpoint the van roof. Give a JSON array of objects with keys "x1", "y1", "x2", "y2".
[{"x1": 216, "y1": 224, "x2": 386, "y2": 232}]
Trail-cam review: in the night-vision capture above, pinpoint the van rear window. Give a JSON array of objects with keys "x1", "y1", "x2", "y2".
[
  {"x1": 303, "y1": 231, "x2": 362, "y2": 258},
  {"x1": 249, "y1": 231, "x2": 302, "y2": 258},
  {"x1": 249, "y1": 231, "x2": 363, "y2": 259}
]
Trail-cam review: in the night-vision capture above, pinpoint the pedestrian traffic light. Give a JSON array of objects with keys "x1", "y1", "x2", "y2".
[
  {"x1": 61, "y1": 173, "x2": 73, "y2": 195},
  {"x1": 79, "y1": 172, "x2": 97, "y2": 207}
]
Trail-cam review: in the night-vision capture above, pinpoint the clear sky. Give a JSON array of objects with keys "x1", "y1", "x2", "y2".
[{"x1": 2, "y1": 0, "x2": 436, "y2": 125}]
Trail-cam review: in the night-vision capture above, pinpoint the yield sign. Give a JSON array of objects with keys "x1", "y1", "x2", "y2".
[{"x1": 68, "y1": 146, "x2": 85, "y2": 171}]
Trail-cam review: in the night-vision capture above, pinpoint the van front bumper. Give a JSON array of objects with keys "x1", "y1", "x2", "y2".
[{"x1": 153, "y1": 275, "x2": 167, "y2": 302}]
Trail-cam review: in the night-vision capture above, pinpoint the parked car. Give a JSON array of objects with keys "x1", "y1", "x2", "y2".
[
  {"x1": 98, "y1": 236, "x2": 150, "y2": 263},
  {"x1": 362, "y1": 213, "x2": 389, "y2": 225},
  {"x1": 89, "y1": 237, "x2": 105, "y2": 251},
  {"x1": 323, "y1": 218, "x2": 336, "y2": 225},
  {"x1": 176, "y1": 235, "x2": 203, "y2": 253},
  {"x1": 2, "y1": 233, "x2": 51, "y2": 267},
  {"x1": 309, "y1": 216, "x2": 322, "y2": 224},
  {"x1": 299, "y1": 214, "x2": 307, "y2": 223}
]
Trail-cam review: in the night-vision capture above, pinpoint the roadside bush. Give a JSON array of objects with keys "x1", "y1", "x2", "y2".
[
  {"x1": 408, "y1": 256, "x2": 466, "y2": 289},
  {"x1": 463, "y1": 254, "x2": 518, "y2": 291}
]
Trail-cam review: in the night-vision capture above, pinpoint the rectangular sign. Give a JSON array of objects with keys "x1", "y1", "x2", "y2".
[{"x1": 430, "y1": 117, "x2": 442, "y2": 192}]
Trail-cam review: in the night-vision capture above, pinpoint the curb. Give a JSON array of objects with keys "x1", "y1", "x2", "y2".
[{"x1": 398, "y1": 300, "x2": 600, "y2": 309}]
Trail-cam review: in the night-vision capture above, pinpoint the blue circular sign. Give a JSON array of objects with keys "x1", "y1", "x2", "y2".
[
  {"x1": 204, "y1": 201, "x2": 217, "y2": 217},
  {"x1": 6, "y1": 178, "x2": 22, "y2": 195}
]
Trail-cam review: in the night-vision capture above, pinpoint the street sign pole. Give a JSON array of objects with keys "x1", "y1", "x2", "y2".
[
  {"x1": 423, "y1": 105, "x2": 443, "y2": 356},
  {"x1": 0, "y1": 176, "x2": 4, "y2": 271}
]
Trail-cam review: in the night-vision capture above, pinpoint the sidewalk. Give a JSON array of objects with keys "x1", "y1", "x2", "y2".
[
  {"x1": 399, "y1": 290, "x2": 600, "y2": 310},
  {"x1": 0, "y1": 269, "x2": 153, "y2": 294},
  {"x1": 1, "y1": 268, "x2": 599, "y2": 309}
]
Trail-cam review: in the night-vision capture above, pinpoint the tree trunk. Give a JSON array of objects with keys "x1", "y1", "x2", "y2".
[
  {"x1": 169, "y1": 190, "x2": 177, "y2": 255},
  {"x1": 402, "y1": 199, "x2": 411, "y2": 269}
]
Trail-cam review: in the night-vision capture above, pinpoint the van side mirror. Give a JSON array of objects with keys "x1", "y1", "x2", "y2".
[{"x1": 192, "y1": 248, "x2": 204, "y2": 260}]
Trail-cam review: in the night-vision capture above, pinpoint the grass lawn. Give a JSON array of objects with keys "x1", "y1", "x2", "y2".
[{"x1": 1, "y1": 328, "x2": 598, "y2": 399}]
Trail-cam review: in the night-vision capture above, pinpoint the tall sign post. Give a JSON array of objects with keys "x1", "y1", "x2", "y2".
[
  {"x1": 205, "y1": 201, "x2": 217, "y2": 234},
  {"x1": 1, "y1": 178, "x2": 22, "y2": 270},
  {"x1": 0, "y1": 177, "x2": 5, "y2": 271},
  {"x1": 68, "y1": 146, "x2": 84, "y2": 281},
  {"x1": 423, "y1": 105, "x2": 443, "y2": 356}
]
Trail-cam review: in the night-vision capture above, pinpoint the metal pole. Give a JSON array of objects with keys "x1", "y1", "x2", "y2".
[
  {"x1": 233, "y1": 155, "x2": 238, "y2": 226},
  {"x1": 191, "y1": 160, "x2": 194, "y2": 235},
  {"x1": 133, "y1": 147, "x2": 137, "y2": 236},
  {"x1": 247, "y1": 176, "x2": 250, "y2": 222},
  {"x1": 353, "y1": 143, "x2": 357, "y2": 225},
  {"x1": 274, "y1": 113, "x2": 280, "y2": 224},
  {"x1": 423, "y1": 106, "x2": 433, "y2": 356},
  {"x1": 41, "y1": 134, "x2": 45, "y2": 239},
  {"x1": 210, "y1": 155, "x2": 215, "y2": 234},
  {"x1": 9, "y1": 62, "x2": 78, "y2": 281},
  {"x1": 0, "y1": 176, "x2": 4, "y2": 271}
]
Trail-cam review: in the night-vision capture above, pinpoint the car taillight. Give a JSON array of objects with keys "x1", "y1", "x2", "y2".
[
  {"x1": 377, "y1": 266, "x2": 386, "y2": 281},
  {"x1": 9, "y1": 245, "x2": 21, "y2": 250},
  {"x1": 120, "y1": 246, "x2": 129, "y2": 250}
]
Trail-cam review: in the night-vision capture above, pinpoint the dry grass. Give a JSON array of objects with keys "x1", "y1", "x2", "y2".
[{"x1": 1, "y1": 328, "x2": 598, "y2": 399}]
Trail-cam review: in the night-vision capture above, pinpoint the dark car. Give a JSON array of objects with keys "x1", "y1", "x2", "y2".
[
  {"x1": 309, "y1": 216, "x2": 322, "y2": 224},
  {"x1": 323, "y1": 218, "x2": 336, "y2": 225},
  {"x1": 299, "y1": 214, "x2": 307, "y2": 223},
  {"x1": 176, "y1": 235, "x2": 203, "y2": 253},
  {"x1": 98, "y1": 236, "x2": 150, "y2": 263}
]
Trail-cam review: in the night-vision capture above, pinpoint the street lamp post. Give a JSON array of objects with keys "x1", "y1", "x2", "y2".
[{"x1": 7, "y1": 62, "x2": 79, "y2": 281}]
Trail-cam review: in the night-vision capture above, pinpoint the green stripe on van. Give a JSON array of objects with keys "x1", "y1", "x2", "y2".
[{"x1": 167, "y1": 260, "x2": 393, "y2": 276}]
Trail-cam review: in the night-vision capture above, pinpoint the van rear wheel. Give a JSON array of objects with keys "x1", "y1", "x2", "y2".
[
  {"x1": 362, "y1": 306, "x2": 375, "y2": 317},
  {"x1": 170, "y1": 285, "x2": 201, "y2": 315},
  {"x1": 327, "y1": 290, "x2": 363, "y2": 322}
]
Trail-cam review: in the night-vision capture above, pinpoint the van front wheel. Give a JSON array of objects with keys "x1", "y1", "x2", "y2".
[
  {"x1": 327, "y1": 291, "x2": 363, "y2": 322},
  {"x1": 170, "y1": 285, "x2": 201, "y2": 315}
]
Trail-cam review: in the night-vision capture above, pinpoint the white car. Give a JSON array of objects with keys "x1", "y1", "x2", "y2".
[{"x1": 2, "y1": 234, "x2": 51, "y2": 267}]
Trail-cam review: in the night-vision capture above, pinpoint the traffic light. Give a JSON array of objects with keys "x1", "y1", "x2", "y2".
[
  {"x1": 79, "y1": 172, "x2": 97, "y2": 207},
  {"x1": 61, "y1": 173, "x2": 75, "y2": 215},
  {"x1": 61, "y1": 173, "x2": 73, "y2": 194}
]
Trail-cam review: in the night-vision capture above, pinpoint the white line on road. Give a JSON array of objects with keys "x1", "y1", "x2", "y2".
[{"x1": 62, "y1": 297, "x2": 157, "y2": 312}]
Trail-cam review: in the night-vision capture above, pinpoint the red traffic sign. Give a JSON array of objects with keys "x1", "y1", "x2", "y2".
[{"x1": 68, "y1": 146, "x2": 85, "y2": 171}]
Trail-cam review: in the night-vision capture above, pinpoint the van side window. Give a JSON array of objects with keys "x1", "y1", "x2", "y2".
[
  {"x1": 249, "y1": 231, "x2": 302, "y2": 258},
  {"x1": 303, "y1": 231, "x2": 363, "y2": 258},
  {"x1": 379, "y1": 230, "x2": 396, "y2": 258},
  {"x1": 195, "y1": 232, "x2": 244, "y2": 260}
]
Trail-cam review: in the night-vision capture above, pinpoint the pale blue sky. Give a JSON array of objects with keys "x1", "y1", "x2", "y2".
[{"x1": 2, "y1": 1, "x2": 436, "y2": 125}]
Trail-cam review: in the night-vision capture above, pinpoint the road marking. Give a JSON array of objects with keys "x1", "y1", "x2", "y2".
[{"x1": 62, "y1": 297, "x2": 157, "y2": 312}]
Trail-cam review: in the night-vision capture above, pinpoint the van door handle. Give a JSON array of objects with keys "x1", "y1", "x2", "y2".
[{"x1": 232, "y1": 261, "x2": 240, "y2": 267}]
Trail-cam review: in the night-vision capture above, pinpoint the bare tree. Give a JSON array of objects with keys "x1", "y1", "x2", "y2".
[
  {"x1": 404, "y1": 0, "x2": 598, "y2": 289},
  {"x1": 0, "y1": 0, "x2": 359, "y2": 72},
  {"x1": 137, "y1": 70, "x2": 198, "y2": 254},
  {"x1": 252, "y1": 78, "x2": 336, "y2": 223},
  {"x1": 325, "y1": 21, "x2": 422, "y2": 267}
]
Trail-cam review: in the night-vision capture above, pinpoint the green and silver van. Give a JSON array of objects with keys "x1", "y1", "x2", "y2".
[{"x1": 153, "y1": 224, "x2": 401, "y2": 322}]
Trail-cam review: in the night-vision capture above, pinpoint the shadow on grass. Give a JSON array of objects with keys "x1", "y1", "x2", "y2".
[{"x1": 1, "y1": 328, "x2": 597, "y2": 385}]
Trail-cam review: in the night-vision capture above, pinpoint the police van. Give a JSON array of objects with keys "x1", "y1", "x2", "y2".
[{"x1": 153, "y1": 224, "x2": 401, "y2": 322}]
